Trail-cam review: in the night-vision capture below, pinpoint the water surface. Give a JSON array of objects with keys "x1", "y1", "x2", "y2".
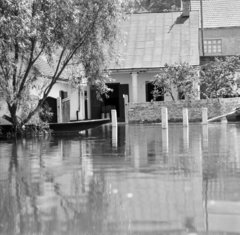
[{"x1": 1, "y1": 123, "x2": 240, "y2": 235}]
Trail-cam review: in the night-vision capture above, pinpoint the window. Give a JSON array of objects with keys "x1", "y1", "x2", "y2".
[
  {"x1": 204, "y1": 39, "x2": 222, "y2": 54},
  {"x1": 146, "y1": 82, "x2": 164, "y2": 102}
]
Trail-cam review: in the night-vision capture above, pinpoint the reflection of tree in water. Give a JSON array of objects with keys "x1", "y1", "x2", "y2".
[
  {"x1": 54, "y1": 171, "x2": 132, "y2": 235},
  {"x1": 0, "y1": 138, "x2": 132, "y2": 235},
  {"x1": 0, "y1": 140, "x2": 41, "y2": 234}
]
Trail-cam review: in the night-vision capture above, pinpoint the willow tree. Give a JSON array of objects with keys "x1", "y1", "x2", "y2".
[{"x1": 0, "y1": 0, "x2": 131, "y2": 132}]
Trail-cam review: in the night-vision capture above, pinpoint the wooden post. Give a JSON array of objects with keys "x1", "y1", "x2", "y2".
[
  {"x1": 183, "y1": 108, "x2": 189, "y2": 127},
  {"x1": 221, "y1": 116, "x2": 228, "y2": 124},
  {"x1": 124, "y1": 94, "x2": 129, "y2": 124},
  {"x1": 111, "y1": 109, "x2": 117, "y2": 127},
  {"x1": 161, "y1": 107, "x2": 168, "y2": 129},
  {"x1": 57, "y1": 97, "x2": 62, "y2": 123},
  {"x1": 202, "y1": 108, "x2": 208, "y2": 125}
]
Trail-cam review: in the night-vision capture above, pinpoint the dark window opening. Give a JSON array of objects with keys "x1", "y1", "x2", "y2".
[
  {"x1": 102, "y1": 83, "x2": 119, "y2": 117},
  {"x1": 146, "y1": 82, "x2": 164, "y2": 102}
]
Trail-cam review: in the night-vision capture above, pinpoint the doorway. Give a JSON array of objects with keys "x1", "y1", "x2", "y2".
[{"x1": 90, "y1": 83, "x2": 129, "y2": 122}]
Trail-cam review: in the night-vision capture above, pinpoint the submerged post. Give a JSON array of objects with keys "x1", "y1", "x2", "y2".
[
  {"x1": 161, "y1": 107, "x2": 168, "y2": 129},
  {"x1": 202, "y1": 108, "x2": 208, "y2": 125},
  {"x1": 183, "y1": 108, "x2": 189, "y2": 127},
  {"x1": 111, "y1": 109, "x2": 117, "y2": 127},
  {"x1": 221, "y1": 116, "x2": 228, "y2": 124}
]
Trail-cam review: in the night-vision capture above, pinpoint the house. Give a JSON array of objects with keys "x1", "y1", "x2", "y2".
[
  {"x1": 0, "y1": 1, "x2": 200, "y2": 124},
  {"x1": 191, "y1": 0, "x2": 240, "y2": 59},
  {"x1": 0, "y1": 57, "x2": 90, "y2": 124},
  {"x1": 90, "y1": 4, "x2": 200, "y2": 121}
]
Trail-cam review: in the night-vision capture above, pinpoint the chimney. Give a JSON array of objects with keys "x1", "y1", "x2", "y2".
[{"x1": 181, "y1": 0, "x2": 191, "y2": 18}]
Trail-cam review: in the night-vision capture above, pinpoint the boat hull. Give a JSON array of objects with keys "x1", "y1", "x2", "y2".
[{"x1": 49, "y1": 118, "x2": 110, "y2": 134}]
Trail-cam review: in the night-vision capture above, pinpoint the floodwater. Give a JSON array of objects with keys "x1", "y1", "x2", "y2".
[{"x1": 1, "y1": 124, "x2": 240, "y2": 235}]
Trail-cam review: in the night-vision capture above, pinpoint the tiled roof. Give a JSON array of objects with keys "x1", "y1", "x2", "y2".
[
  {"x1": 34, "y1": 56, "x2": 69, "y2": 80},
  {"x1": 191, "y1": 0, "x2": 240, "y2": 28},
  {"x1": 34, "y1": 57, "x2": 54, "y2": 77},
  {"x1": 109, "y1": 11, "x2": 199, "y2": 70}
]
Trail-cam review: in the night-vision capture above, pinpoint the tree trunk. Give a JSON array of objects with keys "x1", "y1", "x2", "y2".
[{"x1": 8, "y1": 103, "x2": 19, "y2": 135}]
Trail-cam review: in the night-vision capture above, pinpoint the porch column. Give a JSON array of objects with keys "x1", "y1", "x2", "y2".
[
  {"x1": 131, "y1": 72, "x2": 138, "y2": 103},
  {"x1": 79, "y1": 87, "x2": 85, "y2": 120}
]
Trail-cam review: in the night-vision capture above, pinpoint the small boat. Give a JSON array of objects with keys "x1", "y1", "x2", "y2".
[
  {"x1": 0, "y1": 117, "x2": 110, "y2": 137},
  {"x1": 48, "y1": 118, "x2": 110, "y2": 134}
]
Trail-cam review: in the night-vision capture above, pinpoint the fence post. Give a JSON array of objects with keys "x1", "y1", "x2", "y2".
[
  {"x1": 183, "y1": 108, "x2": 189, "y2": 127},
  {"x1": 57, "y1": 97, "x2": 62, "y2": 123},
  {"x1": 202, "y1": 108, "x2": 208, "y2": 125},
  {"x1": 161, "y1": 107, "x2": 168, "y2": 129}
]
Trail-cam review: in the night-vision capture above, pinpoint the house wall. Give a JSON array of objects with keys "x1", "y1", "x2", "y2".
[
  {"x1": 0, "y1": 81, "x2": 87, "y2": 122},
  {"x1": 200, "y1": 27, "x2": 240, "y2": 56},
  {"x1": 0, "y1": 102, "x2": 8, "y2": 118},
  {"x1": 127, "y1": 97, "x2": 240, "y2": 123},
  {"x1": 110, "y1": 71, "x2": 179, "y2": 103},
  {"x1": 48, "y1": 82, "x2": 88, "y2": 121}
]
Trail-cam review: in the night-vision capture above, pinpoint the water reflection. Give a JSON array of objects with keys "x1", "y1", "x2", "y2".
[{"x1": 1, "y1": 124, "x2": 240, "y2": 234}]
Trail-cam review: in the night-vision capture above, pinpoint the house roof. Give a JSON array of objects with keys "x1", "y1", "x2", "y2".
[
  {"x1": 34, "y1": 56, "x2": 69, "y2": 81},
  {"x1": 109, "y1": 11, "x2": 199, "y2": 70},
  {"x1": 191, "y1": 0, "x2": 240, "y2": 28}
]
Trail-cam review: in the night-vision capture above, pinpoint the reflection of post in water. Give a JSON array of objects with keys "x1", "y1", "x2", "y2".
[
  {"x1": 204, "y1": 177, "x2": 209, "y2": 232},
  {"x1": 202, "y1": 125, "x2": 208, "y2": 150},
  {"x1": 183, "y1": 126, "x2": 189, "y2": 150},
  {"x1": 58, "y1": 139, "x2": 63, "y2": 158},
  {"x1": 112, "y1": 126, "x2": 118, "y2": 147},
  {"x1": 133, "y1": 138, "x2": 140, "y2": 169},
  {"x1": 162, "y1": 128, "x2": 169, "y2": 153},
  {"x1": 125, "y1": 124, "x2": 130, "y2": 160}
]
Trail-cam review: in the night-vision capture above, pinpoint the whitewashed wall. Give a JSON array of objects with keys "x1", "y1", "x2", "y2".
[{"x1": 110, "y1": 71, "x2": 179, "y2": 102}]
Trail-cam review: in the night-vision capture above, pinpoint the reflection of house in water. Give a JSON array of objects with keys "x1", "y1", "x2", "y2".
[{"x1": 202, "y1": 125, "x2": 240, "y2": 233}]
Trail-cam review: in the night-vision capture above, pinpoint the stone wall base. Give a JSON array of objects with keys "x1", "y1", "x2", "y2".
[{"x1": 128, "y1": 98, "x2": 240, "y2": 123}]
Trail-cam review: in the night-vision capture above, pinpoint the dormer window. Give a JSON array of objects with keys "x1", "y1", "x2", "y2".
[{"x1": 204, "y1": 39, "x2": 222, "y2": 54}]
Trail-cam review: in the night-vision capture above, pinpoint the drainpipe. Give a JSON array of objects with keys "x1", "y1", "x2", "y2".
[{"x1": 200, "y1": 0, "x2": 205, "y2": 56}]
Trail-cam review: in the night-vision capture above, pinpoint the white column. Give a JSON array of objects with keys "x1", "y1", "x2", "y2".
[
  {"x1": 80, "y1": 88, "x2": 85, "y2": 120},
  {"x1": 183, "y1": 108, "x2": 189, "y2": 127},
  {"x1": 57, "y1": 97, "x2": 62, "y2": 123},
  {"x1": 161, "y1": 107, "x2": 168, "y2": 129},
  {"x1": 131, "y1": 72, "x2": 138, "y2": 103}
]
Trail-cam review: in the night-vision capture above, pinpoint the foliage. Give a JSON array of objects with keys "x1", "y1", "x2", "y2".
[
  {"x1": 200, "y1": 56, "x2": 240, "y2": 98},
  {"x1": 0, "y1": 0, "x2": 132, "y2": 134},
  {"x1": 151, "y1": 60, "x2": 199, "y2": 101},
  {"x1": 133, "y1": 0, "x2": 181, "y2": 12}
]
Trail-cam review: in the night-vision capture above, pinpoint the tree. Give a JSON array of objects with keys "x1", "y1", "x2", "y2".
[
  {"x1": 200, "y1": 56, "x2": 240, "y2": 99},
  {"x1": 0, "y1": 0, "x2": 132, "y2": 134},
  {"x1": 151, "y1": 60, "x2": 199, "y2": 101}
]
